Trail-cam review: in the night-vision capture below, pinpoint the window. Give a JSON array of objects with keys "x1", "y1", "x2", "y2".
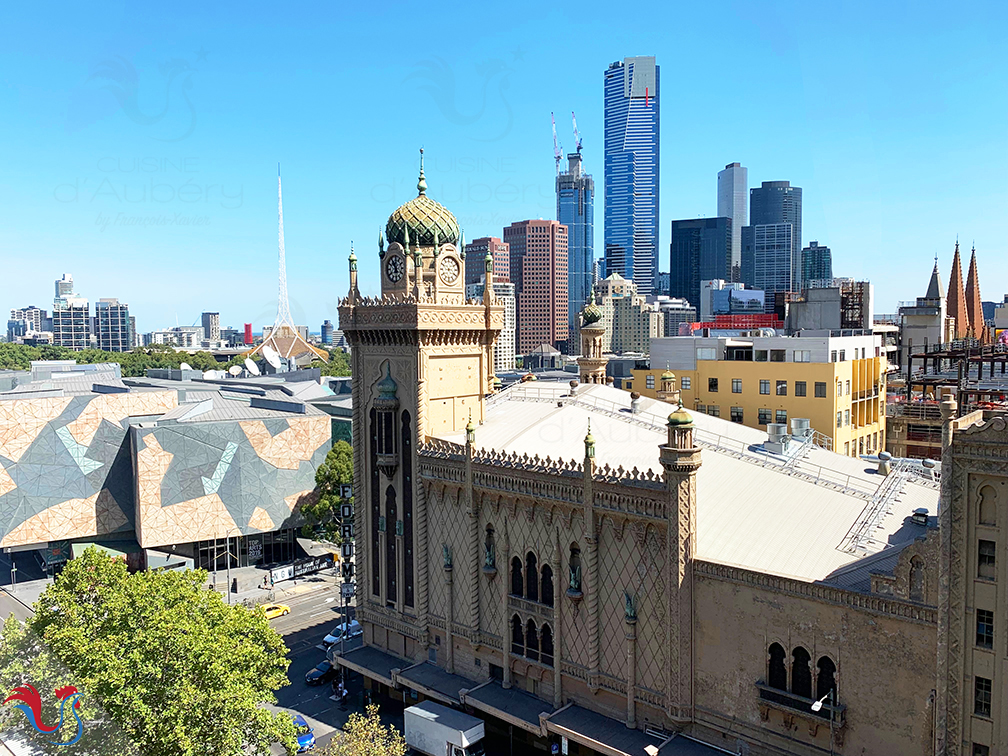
[
  {"x1": 540, "y1": 624, "x2": 554, "y2": 667},
  {"x1": 975, "y1": 676, "x2": 992, "y2": 717},
  {"x1": 760, "y1": 379, "x2": 770, "y2": 395},
  {"x1": 376, "y1": 409, "x2": 396, "y2": 456},
  {"x1": 768, "y1": 643, "x2": 787, "y2": 691},
  {"x1": 776, "y1": 380, "x2": 787, "y2": 396},
  {"x1": 836, "y1": 381, "x2": 842, "y2": 397},
  {"x1": 755, "y1": 350, "x2": 768, "y2": 362},
  {"x1": 837, "y1": 412, "x2": 843, "y2": 428},
  {"x1": 844, "y1": 442, "x2": 849, "y2": 455},
  {"x1": 525, "y1": 620, "x2": 539, "y2": 662},
  {"x1": 795, "y1": 381, "x2": 807, "y2": 397},
  {"x1": 731, "y1": 406, "x2": 744, "y2": 423},
  {"x1": 979, "y1": 540, "x2": 996, "y2": 580},
  {"x1": 697, "y1": 347, "x2": 717, "y2": 361},
  {"x1": 525, "y1": 552, "x2": 539, "y2": 602},
  {"x1": 816, "y1": 656, "x2": 837, "y2": 702},
  {"x1": 511, "y1": 614, "x2": 524, "y2": 654},
  {"x1": 732, "y1": 378, "x2": 742, "y2": 393},
  {"x1": 681, "y1": 376, "x2": 691, "y2": 390},
  {"x1": 770, "y1": 349, "x2": 786, "y2": 362},
  {"x1": 973, "y1": 745, "x2": 990, "y2": 756},
  {"x1": 758, "y1": 408, "x2": 771, "y2": 425},
  {"x1": 839, "y1": 350, "x2": 846, "y2": 361},
  {"x1": 844, "y1": 410, "x2": 850, "y2": 427},
  {"x1": 815, "y1": 382, "x2": 827, "y2": 398},
  {"x1": 776, "y1": 410, "x2": 787, "y2": 424},
  {"x1": 793, "y1": 350, "x2": 811, "y2": 362},
  {"x1": 708, "y1": 377, "x2": 719, "y2": 392},
  {"x1": 696, "y1": 404, "x2": 706, "y2": 414},
  {"x1": 646, "y1": 374, "x2": 655, "y2": 389},
  {"x1": 977, "y1": 609, "x2": 994, "y2": 648},
  {"x1": 831, "y1": 350, "x2": 837, "y2": 362},
  {"x1": 845, "y1": 380, "x2": 850, "y2": 396},
  {"x1": 791, "y1": 647, "x2": 812, "y2": 698},
  {"x1": 708, "y1": 405, "x2": 721, "y2": 418},
  {"x1": 541, "y1": 565, "x2": 554, "y2": 607},
  {"x1": 511, "y1": 557, "x2": 523, "y2": 596}
]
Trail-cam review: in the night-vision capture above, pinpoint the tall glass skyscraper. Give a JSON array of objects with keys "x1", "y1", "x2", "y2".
[
  {"x1": 749, "y1": 181, "x2": 802, "y2": 292},
  {"x1": 557, "y1": 151, "x2": 594, "y2": 340},
  {"x1": 717, "y1": 162, "x2": 747, "y2": 282},
  {"x1": 604, "y1": 56, "x2": 659, "y2": 295}
]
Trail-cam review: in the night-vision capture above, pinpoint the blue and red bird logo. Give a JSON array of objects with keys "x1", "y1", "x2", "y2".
[{"x1": 3, "y1": 684, "x2": 85, "y2": 746}]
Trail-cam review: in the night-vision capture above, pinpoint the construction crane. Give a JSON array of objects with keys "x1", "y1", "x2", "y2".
[
  {"x1": 551, "y1": 111, "x2": 563, "y2": 175},
  {"x1": 571, "y1": 110, "x2": 582, "y2": 154}
]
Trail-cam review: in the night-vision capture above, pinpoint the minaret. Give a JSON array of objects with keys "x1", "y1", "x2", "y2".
[
  {"x1": 947, "y1": 241, "x2": 968, "y2": 339},
  {"x1": 577, "y1": 293, "x2": 607, "y2": 384},
  {"x1": 964, "y1": 245, "x2": 984, "y2": 340}
]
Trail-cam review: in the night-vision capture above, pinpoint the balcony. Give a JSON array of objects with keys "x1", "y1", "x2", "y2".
[{"x1": 756, "y1": 682, "x2": 846, "y2": 735}]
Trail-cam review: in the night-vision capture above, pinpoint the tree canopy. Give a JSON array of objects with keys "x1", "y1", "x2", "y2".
[
  {"x1": 301, "y1": 440, "x2": 353, "y2": 544},
  {"x1": 0, "y1": 548, "x2": 296, "y2": 756},
  {"x1": 309, "y1": 350, "x2": 351, "y2": 377},
  {"x1": 321, "y1": 704, "x2": 405, "y2": 756},
  {"x1": 0, "y1": 343, "x2": 224, "y2": 376}
]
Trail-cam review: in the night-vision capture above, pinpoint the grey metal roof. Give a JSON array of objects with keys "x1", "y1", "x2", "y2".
[
  {"x1": 397, "y1": 661, "x2": 475, "y2": 704},
  {"x1": 464, "y1": 682, "x2": 551, "y2": 731}
]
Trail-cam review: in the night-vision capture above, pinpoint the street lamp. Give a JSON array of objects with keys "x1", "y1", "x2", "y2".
[
  {"x1": 225, "y1": 527, "x2": 240, "y2": 604},
  {"x1": 811, "y1": 688, "x2": 835, "y2": 756}
]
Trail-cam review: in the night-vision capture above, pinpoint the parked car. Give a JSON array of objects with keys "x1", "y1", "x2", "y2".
[
  {"x1": 292, "y1": 714, "x2": 316, "y2": 753},
  {"x1": 305, "y1": 660, "x2": 337, "y2": 686},
  {"x1": 262, "y1": 603, "x2": 291, "y2": 620},
  {"x1": 322, "y1": 619, "x2": 361, "y2": 648}
]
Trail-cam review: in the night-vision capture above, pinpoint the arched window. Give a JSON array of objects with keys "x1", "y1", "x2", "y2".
[
  {"x1": 909, "y1": 556, "x2": 925, "y2": 603},
  {"x1": 525, "y1": 619, "x2": 539, "y2": 662},
  {"x1": 541, "y1": 565, "x2": 554, "y2": 607},
  {"x1": 511, "y1": 615, "x2": 524, "y2": 655},
  {"x1": 525, "y1": 552, "x2": 539, "y2": 602},
  {"x1": 816, "y1": 656, "x2": 837, "y2": 702},
  {"x1": 511, "y1": 557, "x2": 523, "y2": 597},
  {"x1": 979, "y1": 485, "x2": 997, "y2": 526},
  {"x1": 768, "y1": 643, "x2": 787, "y2": 691},
  {"x1": 568, "y1": 544, "x2": 582, "y2": 593},
  {"x1": 791, "y1": 647, "x2": 812, "y2": 698},
  {"x1": 541, "y1": 624, "x2": 554, "y2": 667}
]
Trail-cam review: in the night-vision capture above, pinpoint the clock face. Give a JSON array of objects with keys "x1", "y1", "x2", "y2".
[
  {"x1": 440, "y1": 256, "x2": 460, "y2": 285},
  {"x1": 386, "y1": 255, "x2": 405, "y2": 283}
]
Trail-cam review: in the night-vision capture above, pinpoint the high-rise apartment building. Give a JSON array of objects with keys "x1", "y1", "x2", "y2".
[
  {"x1": 604, "y1": 56, "x2": 659, "y2": 295},
  {"x1": 95, "y1": 298, "x2": 132, "y2": 353},
  {"x1": 321, "y1": 319, "x2": 334, "y2": 345},
  {"x1": 749, "y1": 181, "x2": 802, "y2": 290},
  {"x1": 801, "y1": 241, "x2": 832, "y2": 287},
  {"x1": 742, "y1": 223, "x2": 795, "y2": 305},
  {"x1": 503, "y1": 220, "x2": 568, "y2": 354},
  {"x1": 669, "y1": 218, "x2": 732, "y2": 312},
  {"x1": 594, "y1": 273, "x2": 663, "y2": 354},
  {"x1": 52, "y1": 274, "x2": 90, "y2": 351},
  {"x1": 201, "y1": 312, "x2": 220, "y2": 342},
  {"x1": 717, "y1": 162, "x2": 747, "y2": 281},
  {"x1": 467, "y1": 278, "x2": 516, "y2": 374},
  {"x1": 557, "y1": 150, "x2": 595, "y2": 339},
  {"x1": 464, "y1": 237, "x2": 509, "y2": 285}
]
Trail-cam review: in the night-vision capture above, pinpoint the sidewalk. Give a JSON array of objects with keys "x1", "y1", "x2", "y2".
[{"x1": 211, "y1": 567, "x2": 340, "y2": 606}]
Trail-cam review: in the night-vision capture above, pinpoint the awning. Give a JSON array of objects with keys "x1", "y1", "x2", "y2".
[
  {"x1": 335, "y1": 645, "x2": 407, "y2": 689},
  {"x1": 296, "y1": 537, "x2": 339, "y2": 558},
  {"x1": 545, "y1": 705, "x2": 669, "y2": 756},
  {"x1": 70, "y1": 538, "x2": 142, "y2": 560},
  {"x1": 462, "y1": 681, "x2": 552, "y2": 736},
  {"x1": 395, "y1": 661, "x2": 477, "y2": 706}
]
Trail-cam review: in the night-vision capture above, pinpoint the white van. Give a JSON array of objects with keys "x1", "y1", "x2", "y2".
[{"x1": 322, "y1": 620, "x2": 361, "y2": 648}]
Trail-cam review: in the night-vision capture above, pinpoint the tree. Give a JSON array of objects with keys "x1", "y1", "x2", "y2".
[
  {"x1": 309, "y1": 350, "x2": 351, "y2": 377},
  {"x1": 0, "y1": 548, "x2": 297, "y2": 756},
  {"x1": 301, "y1": 440, "x2": 353, "y2": 543},
  {"x1": 321, "y1": 705, "x2": 405, "y2": 756}
]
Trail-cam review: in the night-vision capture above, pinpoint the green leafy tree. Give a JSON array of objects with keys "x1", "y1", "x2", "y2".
[
  {"x1": 0, "y1": 548, "x2": 297, "y2": 756},
  {"x1": 301, "y1": 440, "x2": 353, "y2": 543},
  {"x1": 321, "y1": 705, "x2": 406, "y2": 756},
  {"x1": 309, "y1": 350, "x2": 351, "y2": 377}
]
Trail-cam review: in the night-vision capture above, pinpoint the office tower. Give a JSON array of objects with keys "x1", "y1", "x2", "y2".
[
  {"x1": 201, "y1": 312, "x2": 221, "y2": 342},
  {"x1": 801, "y1": 241, "x2": 832, "y2": 287},
  {"x1": 95, "y1": 298, "x2": 132, "y2": 352},
  {"x1": 52, "y1": 274, "x2": 90, "y2": 351},
  {"x1": 503, "y1": 219, "x2": 568, "y2": 354},
  {"x1": 321, "y1": 320, "x2": 334, "y2": 345},
  {"x1": 557, "y1": 150, "x2": 595, "y2": 339},
  {"x1": 741, "y1": 224, "x2": 794, "y2": 306},
  {"x1": 717, "y1": 162, "x2": 748, "y2": 281},
  {"x1": 669, "y1": 218, "x2": 732, "y2": 311},
  {"x1": 750, "y1": 181, "x2": 802, "y2": 291},
  {"x1": 467, "y1": 277, "x2": 516, "y2": 374},
  {"x1": 244, "y1": 323, "x2": 253, "y2": 345},
  {"x1": 604, "y1": 56, "x2": 660, "y2": 295},
  {"x1": 464, "y1": 237, "x2": 510, "y2": 285},
  {"x1": 654, "y1": 271, "x2": 670, "y2": 296}
]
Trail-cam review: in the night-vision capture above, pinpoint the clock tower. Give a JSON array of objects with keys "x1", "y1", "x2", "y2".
[{"x1": 338, "y1": 150, "x2": 503, "y2": 656}]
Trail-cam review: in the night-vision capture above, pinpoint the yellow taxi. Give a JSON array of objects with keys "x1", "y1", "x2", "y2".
[{"x1": 262, "y1": 603, "x2": 291, "y2": 620}]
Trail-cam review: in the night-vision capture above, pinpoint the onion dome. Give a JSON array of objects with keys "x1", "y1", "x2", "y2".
[
  {"x1": 667, "y1": 405, "x2": 693, "y2": 427},
  {"x1": 385, "y1": 149, "x2": 460, "y2": 248},
  {"x1": 493, "y1": 376, "x2": 502, "y2": 388},
  {"x1": 584, "y1": 421, "x2": 595, "y2": 458},
  {"x1": 661, "y1": 368, "x2": 674, "y2": 381},
  {"x1": 581, "y1": 291, "x2": 603, "y2": 326}
]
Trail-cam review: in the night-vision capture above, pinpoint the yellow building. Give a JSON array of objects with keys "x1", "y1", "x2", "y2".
[{"x1": 628, "y1": 334, "x2": 886, "y2": 456}]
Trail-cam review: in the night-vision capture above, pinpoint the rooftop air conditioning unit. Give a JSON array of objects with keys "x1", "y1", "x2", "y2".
[
  {"x1": 790, "y1": 418, "x2": 812, "y2": 439},
  {"x1": 766, "y1": 423, "x2": 790, "y2": 455}
]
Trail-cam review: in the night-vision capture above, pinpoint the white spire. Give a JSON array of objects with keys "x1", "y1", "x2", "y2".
[{"x1": 275, "y1": 164, "x2": 293, "y2": 328}]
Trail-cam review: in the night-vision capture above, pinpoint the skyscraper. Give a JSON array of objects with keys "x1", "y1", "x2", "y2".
[
  {"x1": 52, "y1": 273, "x2": 89, "y2": 350},
  {"x1": 464, "y1": 237, "x2": 510, "y2": 285},
  {"x1": 321, "y1": 319, "x2": 334, "y2": 345},
  {"x1": 201, "y1": 312, "x2": 220, "y2": 342},
  {"x1": 717, "y1": 162, "x2": 747, "y2": 282},
  {"x1": 749, "y1": 181, "x2": 802, "y2": 291},
  {"x1": 557, "y1": 150, "x2": 595, "y2": 339},
  {"x1": 801, "y1": 242, "x2": 832, "y2": 287},
  {"x1": 467, "y1": 278, "x2": 516, "y2": 374},
  {"x1": 503, "y1": 219, "x2": 568, "y2": 354},
  {"x1": 604, "y1": 56, "x2": 659, "y2": 295},
  {"x1": 95, "y1": 298, "x2": 132, "y2": 352},
  {"x1": 741, "y1": 223, "x2": 794, "y2": 306},
  {"x1": 669, "y1": 217, "x2": 732, "y2": 311}
]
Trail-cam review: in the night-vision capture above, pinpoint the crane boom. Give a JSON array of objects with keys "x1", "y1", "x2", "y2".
[
  {"x1": 551, "y1": 111, "x2": 562, "y2": 175},
  {"x1": 572, "y1": 110, "x2": 582, "y2": 153}
]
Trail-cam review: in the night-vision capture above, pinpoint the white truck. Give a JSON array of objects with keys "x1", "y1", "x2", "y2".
[{"x1": 404, "y1": 701, "x2": 486, "y2": 756}]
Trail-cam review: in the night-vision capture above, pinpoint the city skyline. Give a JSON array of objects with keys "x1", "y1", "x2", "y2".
[{"x1": 2, "y1": 2, "x2": 1006, "y2": 331}]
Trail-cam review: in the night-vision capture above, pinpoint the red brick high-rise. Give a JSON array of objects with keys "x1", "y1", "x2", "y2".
[
  {"x1": 503, "y1": 220, "x2": 568, "y2": 354},
  {"x1": 464, "y1": 236, "x2": 510, "y2": 285}
]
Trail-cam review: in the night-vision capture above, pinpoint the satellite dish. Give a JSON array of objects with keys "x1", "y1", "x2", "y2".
[
  {"x1": 228, "y1": 365, "x2": 242, "y2": 377},
  {"x1": 262, "y1": 344, "x2": 282, "y2": 370},
  {"x1": 203, "y1": 370, "x2": 225, "y2": 380},
  {"x1": 180, "y1": 361, "x2": 192, "y2": 371},
  {"x1": 244, "y1": 357, "x2": 261, "y2": 376}
]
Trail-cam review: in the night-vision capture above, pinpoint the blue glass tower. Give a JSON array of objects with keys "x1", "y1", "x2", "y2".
[
  {"x1": 557, "y1": 151, "x2": 594, "y2": 340},
  {"x1": 604, "y1": 56, "x2": 660, "y2": 295}
]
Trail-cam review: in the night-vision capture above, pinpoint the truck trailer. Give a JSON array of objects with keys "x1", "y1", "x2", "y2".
[{"x1": 404, "y1": 701, "x2": 486, "y2": 756}]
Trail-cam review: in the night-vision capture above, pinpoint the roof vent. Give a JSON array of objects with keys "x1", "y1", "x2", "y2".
[
  {"x1": 911, "y1": 508, "x2": 929, "y2": 526},
  {"x1": 877, "y1": 450, "x2": 892, "y2": 476},
  {"x1": 630, "y1": 391, "x2": 641, "y2": 414},
  {"x1": 790, "y1": 418, "x2": 811, "y2": 439},
  {"x1": 765, "y1": 423, "x2": 790, "y2": 455}
]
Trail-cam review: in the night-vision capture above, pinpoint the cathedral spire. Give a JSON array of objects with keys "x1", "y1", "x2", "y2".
[
  {"x1": 947, "y1": 241, "x2": 968, "y2": 340},
  {"x1": 965, "y1": 245, "x2": 984, "y2": 340}
]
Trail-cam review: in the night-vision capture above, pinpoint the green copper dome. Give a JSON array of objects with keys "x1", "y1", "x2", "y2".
[
  {"x1": 581, "y1": 292, "x2": 603, "y2": 326},
  {"x1": 667, "y1": 406, "x2": 693, "y2": 427},
  {"x1": 386, "y1": 150, "x2": 460, "y2": 248}
]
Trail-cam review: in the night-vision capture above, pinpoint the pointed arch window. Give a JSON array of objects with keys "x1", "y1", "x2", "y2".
[
  {"x1": 525, "y1": 620, "x2": 539, "y2": 662},
  {"x1": 541, "y1": 624, "x2": 554, "y2": 667},
  {"x1": 816, "y1": 656, "x2": 837, "y2": 702},
  {"x1": 525, "y1": 552, "x2": 538, "y2": 603},
  {"x1": 511, "y1": 557, "x2": 523, "y2": 597},
  {"x1": 791, "y1": 647, "x2": 812, "y2": 699},
  {"x1": 511, "y1": 614, "x2": 524, "y2": 655},
  {"x1": 768, "y1": 643, "x2": 787, "y2": 691},
  {"x1": 540, "y1": 565, "x2": 554, "y2": 607}
]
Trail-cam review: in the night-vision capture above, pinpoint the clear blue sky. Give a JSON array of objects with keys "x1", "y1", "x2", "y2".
[{"x1": 2, "y1": 1, "x2": 1005, "y2": 333}]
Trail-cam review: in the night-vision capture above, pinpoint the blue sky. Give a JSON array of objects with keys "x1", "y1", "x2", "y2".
[{"x1": 1, "y1": 0, "x2": 1005, "y2": 333}]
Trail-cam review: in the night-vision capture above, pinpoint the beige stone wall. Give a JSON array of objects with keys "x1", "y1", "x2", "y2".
[{"x1": 694, "y1": 564, "x2": 937, "y2": 755}]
